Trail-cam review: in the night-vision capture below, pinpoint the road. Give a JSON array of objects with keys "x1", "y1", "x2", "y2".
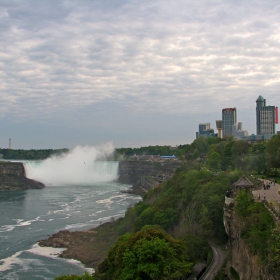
[{"x1": 200, "y1": 243, "x2": 228, "y2": 280}]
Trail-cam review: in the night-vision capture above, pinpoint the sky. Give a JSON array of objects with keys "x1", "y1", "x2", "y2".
[{"x1": 0, "y1": 0, "x2": 280, "y2": 150}]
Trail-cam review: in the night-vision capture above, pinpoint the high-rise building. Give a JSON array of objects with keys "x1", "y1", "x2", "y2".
[
  {"x1": 256, "y1": 95, "x2": 278, "y2": 135},
  {"x1": 199, "y1": 123, "x2": 210, "y2": 133},
  {"x1": 222, "y1": 108, "x2": 237, "y2": 138},
  {"x1": 196, "y1": 123, "x2": 217, "y2": 139},
  {"x1": 232, "y1": 122, "x2": 248, "y2": 138},
  {"x1": 215, "y1": 120, "x2": 223, "y2": 138},
  {"x1": 196, "y1": 123, "x2": 210, "y2": 138}
]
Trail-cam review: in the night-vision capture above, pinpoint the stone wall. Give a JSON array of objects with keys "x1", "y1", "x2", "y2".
[{"x1": 0, "y1": 162, "x2": 44, "y2": 191}]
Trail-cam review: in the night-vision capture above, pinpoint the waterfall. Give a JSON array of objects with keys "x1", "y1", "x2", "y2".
[
  {"x1": 22, "y1": 144, "x2": 119, "y2": 185},
  {"x1": 24, "y1": 160, "x2": 119, "y2": 186}
]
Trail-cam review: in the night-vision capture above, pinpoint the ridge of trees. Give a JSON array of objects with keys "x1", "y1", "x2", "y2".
[
  {"x1": 0, "y1": 148, "x2": 69, "y2": 160},
  {"x1": 117, "y1": 134, "x2": 280, "y2": 177}
]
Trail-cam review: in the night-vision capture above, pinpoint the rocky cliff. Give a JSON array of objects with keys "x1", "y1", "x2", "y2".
[
  {"x1": 223, "y1": 200, "x2": 277, "y2": 280},
  {"x1": 0, "y1": 162, "x2": 44, "y2": 191},
  {"x1": 117, "y1": 161, "x2": 182, "y2": 196}
]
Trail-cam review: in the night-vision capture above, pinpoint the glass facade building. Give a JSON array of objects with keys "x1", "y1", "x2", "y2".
[
  {"x1": 222, "y1": 108, "x2": 237, "y2": 138},
  {"x1": 256, "y1": 95, "x2": 277, "y2": 135}
]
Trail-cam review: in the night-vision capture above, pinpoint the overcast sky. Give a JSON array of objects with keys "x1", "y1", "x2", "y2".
[{"x1": 1, "y1": 0, "x2": 280, "y2": 149}]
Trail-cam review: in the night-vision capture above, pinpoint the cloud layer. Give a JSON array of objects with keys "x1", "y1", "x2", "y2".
[{"x1": 1, "y1": 0, "x2": 280, "y2": 148}]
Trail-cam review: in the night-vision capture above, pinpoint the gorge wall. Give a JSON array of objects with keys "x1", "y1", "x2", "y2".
[
  {"x1": 0, "y1": 162, "x2": 44, "y2": 191},
  {"x1": 117, "y1": 161, "x2": 182, "y2": 196},
  {"x1": 223, "y1": 201, "x2": 277, "y2": 280}
]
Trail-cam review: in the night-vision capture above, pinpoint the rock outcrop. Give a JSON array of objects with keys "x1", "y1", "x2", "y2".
[
  {"x1": 0, "y1": 162, "x2": 44, "y2": 191},
  {"x1": 117, "y1": 161, "x2": 182, "y2": 196}
]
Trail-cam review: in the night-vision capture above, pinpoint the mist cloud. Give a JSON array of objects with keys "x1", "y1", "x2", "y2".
[{"x1": 24, "y1": 143, "x2": 118, "y2": 185}]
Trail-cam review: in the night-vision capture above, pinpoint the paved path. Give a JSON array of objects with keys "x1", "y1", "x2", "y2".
[
  {"x1": 200, "y1": 243, "x2": 228, "y2": 280},
  {"x1": 252, "y1": 179, "x2": 280, "y2": 205}
]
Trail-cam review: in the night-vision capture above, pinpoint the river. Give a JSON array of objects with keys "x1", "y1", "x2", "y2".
[{"x1": 0, "y1": 159, "x2": 141, "y2": 280}]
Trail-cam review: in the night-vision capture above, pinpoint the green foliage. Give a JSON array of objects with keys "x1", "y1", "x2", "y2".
[
  {"x1": 134, "y1": 201, "x2": 151, "y2": 216},
  {"x1": 235, "y1": 190, "x2": 253, "y2": 217},
  {"x1": 116, "y1": 145, "x2": 183, "y2": 158},
  {"x1": 182, "y1": 234, "x2": 209, "y2": 261},
  {"x1": 0, "y1": 148, "x2": 69, "y2": 160},
  {"x1": 231, "y1": 140, "x2": 249, "y2": 170},
  {"x1": 206, "y1": 152, "x2": 221, "y2": 170},
  {"x1": 235, "y1": 190, "x2": 275, "y2": 258},
  {"x1": 95, "y1": 228, "x2": 193, "y2": 280},
  {"x1": 54, "y1": 272, "x2": 94, "y2": 280},
  {"x1": 221, "y1": 141, "x2": 234, "y2": 170},
  {"x1": 246, "y1": 141, "x2": 266, "y2": 174},
  {"x1": 266, "y1": 134, "x2": 280, "y2": 173},
  {"x1": 229, "y1": 266, "x2": 240, "y2": 280},
  {"x1": 269, "y1": 225, "x2": 280, "y2": 272},
  {"x1": 227, "y1": 170, "x2": 243, "y2": 184}
]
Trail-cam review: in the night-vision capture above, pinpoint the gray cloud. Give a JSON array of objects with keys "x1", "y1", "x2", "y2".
[{"x1": 0, "y1": 0, "x2": 280, "y2": 148}]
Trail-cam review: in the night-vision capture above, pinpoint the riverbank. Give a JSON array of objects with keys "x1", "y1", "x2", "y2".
[{"x1": 39, "y1": 221, "x2": 122, "y2": 269}]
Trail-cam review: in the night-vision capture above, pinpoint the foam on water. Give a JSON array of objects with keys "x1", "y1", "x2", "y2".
[{"x1": 0, "y1": 243, "x2": 94, "y2": 275}]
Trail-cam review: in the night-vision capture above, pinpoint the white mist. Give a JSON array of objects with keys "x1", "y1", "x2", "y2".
[{"x1": 24, "y1": 142, "x2": 119, "y2": 185}]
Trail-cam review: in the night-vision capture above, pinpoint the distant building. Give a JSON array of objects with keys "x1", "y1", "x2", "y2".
[
  {"x1": 216, "y1": 120, "x2": 223, "y2": 138},
  {"x1": 222, "y1": 108, "x2": 237, "y2": 137},
  {"x1": 232, "y1": 122, "x2": 248, "y2": 138},
  {"x1": 256, "y1": 95, "x2": 278, "y2": 135},
  {"x1": 196, "y1": 123, "x2": 217, "y2": 139},
  {"x1": 160, "y1": 155, "x2": 177, "y2": 161},
  {"x1": 169, "y1": 146, "x2": 178, "y2": 150},
  {"x1": 238, "y1": 134, "x2": 273, "y2": 144}
]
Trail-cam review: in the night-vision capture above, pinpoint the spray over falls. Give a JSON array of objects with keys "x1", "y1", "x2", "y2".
[{"x1": 23, "y1": 143, "x2": 119, "y2": 185}]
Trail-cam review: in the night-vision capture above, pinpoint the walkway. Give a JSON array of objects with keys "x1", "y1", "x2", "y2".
[{"x1": 252, "y1": 179, "x2": 280, "y2": 204}]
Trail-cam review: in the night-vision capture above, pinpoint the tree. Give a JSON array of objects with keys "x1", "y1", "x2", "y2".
[
  {"x1": 206, "y1": 152, "x2": 221, "y2": 171},
  {"x1": 231, "y1": 140, "x2": 249, "y2": 170},
  {"x1": 221, "y1": 141, "x2": 234, "y2": 170},
  {"x1": 266, "y1": 134, "x2": 280, "y2": 174},
  {"x1": 269, "y1": 226, "x2": 280, "y2": 272},
  {"x1": 94, "y1": 228, "x2": 192, "y2": 280},
  {"x1": 194, "y1": 137, "x2": 208, "y2": 155},
  {"x1": 245, "y1": 141, "x2": 266, "y2": 174}
]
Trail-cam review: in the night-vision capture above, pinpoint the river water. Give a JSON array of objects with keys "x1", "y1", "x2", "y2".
[{"x1": 0, "y1": 159, "x2": 141, "y2": 280}]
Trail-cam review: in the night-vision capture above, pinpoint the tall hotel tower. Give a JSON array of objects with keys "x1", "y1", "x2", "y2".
[
  {"x1": 222, "y1": 108, "x2": 237, "y2": 137},
  {"x1": 256, "y1": 95, "x2": 278, "y2": 135}
]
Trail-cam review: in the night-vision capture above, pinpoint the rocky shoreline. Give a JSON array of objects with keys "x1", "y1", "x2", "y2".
[
  {"x1": 37, "y1": 182, "x2": 150, "y2": 269},
  {"x1": 38, "y1": 221, "x2": 122, "y2": 269}
]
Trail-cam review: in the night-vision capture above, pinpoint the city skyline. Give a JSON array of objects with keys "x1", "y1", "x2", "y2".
[
  {"x1": 1, "y1": 1, "x2": 280, "y2": 149},
  {"x1": 197, "y1": 95, "x2": 278, "y2": 140}
]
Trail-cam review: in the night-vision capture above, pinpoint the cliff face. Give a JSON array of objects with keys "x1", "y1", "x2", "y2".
[
  {"x1": 0, "y1": 162, "x2": 44, "y2": 191},
  {"x1": 117, "y1": 161, "x2": 182, "y2": 196},
  {"x1": 224, "y1": 201, "x2": 276, "y2": 280}
]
